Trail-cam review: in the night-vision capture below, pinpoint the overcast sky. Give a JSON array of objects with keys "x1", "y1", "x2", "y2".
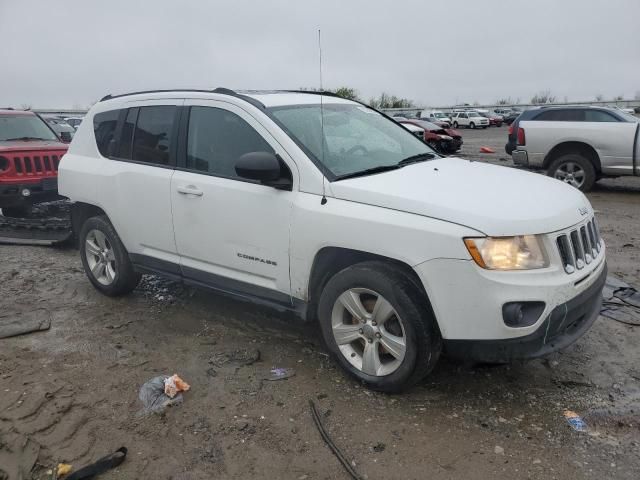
[{"x1": 1, "y1": 0, "x2": 638, "y2": 109}]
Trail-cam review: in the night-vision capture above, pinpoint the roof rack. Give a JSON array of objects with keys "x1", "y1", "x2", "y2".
[{"x1": 98, "y1": 88, "x2": 266, "y2": 110}]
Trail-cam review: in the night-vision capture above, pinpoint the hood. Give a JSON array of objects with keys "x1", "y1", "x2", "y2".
[
  {"x1": 330, "y1": 158, "x2": 591, "y2": 236},
  {"x1": 444, "y1": 128, "x2": 461, "y2": 137},
  {"x1": 0, "y1": 140, "x2": 68, "y2": 153}
]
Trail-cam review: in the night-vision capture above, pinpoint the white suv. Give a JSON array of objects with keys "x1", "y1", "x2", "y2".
[
  {"x1": 451, "y1": 111, "x2": 489, "y2": 129},
  {"x1": 59, "y1": 89, "x2": 607, "y2": 392}
]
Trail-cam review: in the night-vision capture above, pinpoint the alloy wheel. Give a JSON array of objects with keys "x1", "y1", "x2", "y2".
[
  {"x1": 331, "y1": 288, "x2": 406, "y2": 376},
  {"x1": 554, "y1": 162, "x2": 586, "y2": 189},
  {"x1": 85, "y1": 229, "x2": 117, "y2": 285}
]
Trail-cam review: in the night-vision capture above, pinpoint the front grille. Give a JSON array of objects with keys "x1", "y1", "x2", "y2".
[
  {"x1": 9, "y1": 153, "x2": 63, "y2": 176},
  {"x1": 556, "y1": 217, "x2": 602, "y2": 274}
]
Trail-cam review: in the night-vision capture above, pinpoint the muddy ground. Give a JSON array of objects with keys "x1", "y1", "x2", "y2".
[{"x1": 1, "y1": 127, "x2": 639, "y2": 479}]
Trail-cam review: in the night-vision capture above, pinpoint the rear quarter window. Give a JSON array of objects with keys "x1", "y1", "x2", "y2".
[{"x1": 93, "y1": 110, "x2": 120, "y2": 157}]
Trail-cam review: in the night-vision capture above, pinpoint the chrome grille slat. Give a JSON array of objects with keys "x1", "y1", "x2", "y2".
[{"x1": 556, "y1": 215, "x2": 602, "y2": 274}]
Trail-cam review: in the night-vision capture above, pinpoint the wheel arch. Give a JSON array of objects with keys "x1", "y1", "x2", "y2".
[
  {"x1": 306, "y1": 247, "x2": 433, "y2": 323},
  {"x1": 71, "y1": 202, "x2": 108, "y2": 238},
  {"x1": 543, "y1": 141, "x2": 601, "y2": 172}
]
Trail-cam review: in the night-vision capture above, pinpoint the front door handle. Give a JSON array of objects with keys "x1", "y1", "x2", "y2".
[{"x1": 176, "y1": 185, "x2": 203, "y2": 196}]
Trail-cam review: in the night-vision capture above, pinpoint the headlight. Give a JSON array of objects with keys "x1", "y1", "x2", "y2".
[
  {"x1": 438, "y1": 135, "x2": 452, "y2": 140},
  {"x1": 463, "y1": 235, "x2": 549, "y2": 270}
]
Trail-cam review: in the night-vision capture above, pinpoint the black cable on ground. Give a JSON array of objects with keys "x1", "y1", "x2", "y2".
[
  {"x1": 309, "y1": 400, "x2": 362, "y2": 480},
  {"x1": 65, "y1": 447, "x2": 127, "y2": 480}
]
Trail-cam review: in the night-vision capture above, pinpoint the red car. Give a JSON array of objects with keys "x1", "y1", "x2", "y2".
[
  {"x1": 0, "y1": 109, "x2": 68, "y2": 217},
  {"x1": 399, "y1": 119, "x2": 463, "y2": 154},
  {"x1": 479, "y1": 112, "x2": 503, "y2": 127}
]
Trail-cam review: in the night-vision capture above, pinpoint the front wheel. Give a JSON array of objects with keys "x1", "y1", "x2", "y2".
[
  {"x1": 547, "y1": 153, "x2": 596, "y2": 192},
  {"x1": 318, "y1": 261, "x2": 442, "y2": 392},
  {"x1": 79, "y1": 216, "x2": 141, "y2": 296},
  {"x1": 469, "y1": 122, "x2": 476, "y2": 129}
]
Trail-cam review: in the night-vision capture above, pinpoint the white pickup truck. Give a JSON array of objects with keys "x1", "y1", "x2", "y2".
[{"x1": 506, "y1": 106, "x2": 640, "y2": 191}]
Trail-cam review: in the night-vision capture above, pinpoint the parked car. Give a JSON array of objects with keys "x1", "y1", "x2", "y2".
[
  {"x1": 420, "y1": 110, "x2": 452, "y2": 127},
  {"x1": 506, "y1": 106, "x2": 640, "y2": 191},
  {"x1": 503, "y1": 111, "x2": 520, "y2": 125},
  {"x1": 478, "y1": 111, "x2": 503, "y2": 127},
  {"x1": 450, "y1": 111, "x2": 489, "y2": 129},
  {"x1": 41, "y1": 115, "x2": 74, "y2": 142},
  {"x1": 60, "y1": 89, "x2": 606, "y2": 392},
  {"x1": 610, "y1": 105, "x2": 635, "y2": 115},
  {"x1": 0, "y1": 109, "x2": 68, "y2": 217},
  {"x1": 64, "y1": 117, "x2": 84, "y2": 130},
  {"x1": 400, "y1": 119, "x2": 463, "y2": 153}
]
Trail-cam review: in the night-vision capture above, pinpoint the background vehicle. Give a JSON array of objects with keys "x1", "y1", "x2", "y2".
[
  {"x1": 400, "y1": 119, "x2": 463, "y2": 153},
  {"x1": 41, "y1": 115, "x2": 74, "y2": 142},
  {"x1": 451, "y1": 111, "x2": 489, "y2": 129},
  {"x1": 64, "y1": 117, "x2": 84, "y2": 130},
  {"x1": 502, "y1": 111, "x2": 520, "y2": 125},
  {"x1": 420, "y1": 110, "x2": 452, "y2": 126},
  {"x1": 478, "y1": 111, "x2": 503, "y2": 127},
  {"x1": 506, "y1": 106, "x2": 640, "y2": 191},
  {"x1": 0, "y1": 109, "x2": 68, "y2": 217}
]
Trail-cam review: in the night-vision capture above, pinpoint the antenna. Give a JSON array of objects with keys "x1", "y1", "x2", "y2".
[{"x1": 319, "y1": 29, "x2": 328, "y2": 205}]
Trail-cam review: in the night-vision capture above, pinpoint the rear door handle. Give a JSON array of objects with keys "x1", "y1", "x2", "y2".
[{"x1": 176, "y1": 185, "x2": 203, "y2": 196}]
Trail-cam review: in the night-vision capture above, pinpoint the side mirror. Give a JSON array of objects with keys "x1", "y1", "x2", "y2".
[
  {"x1": 59, "y1": 131, "x2": 72, "y2": 143},
  {"x1": 235, "y1": 152, "x2": 292, "y2": 190}
]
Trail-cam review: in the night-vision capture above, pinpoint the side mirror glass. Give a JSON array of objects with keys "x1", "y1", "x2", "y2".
[
  {"x1": 59, "y1": 131, "x2": 72, "y2": 143},
  {"x1": 235, "y1": 151, "x2": 292, "y2": 190}
]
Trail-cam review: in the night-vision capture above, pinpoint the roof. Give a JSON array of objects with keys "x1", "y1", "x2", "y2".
[{"x1": 0, "y1": 109, "x2": 34, "y2": 116}]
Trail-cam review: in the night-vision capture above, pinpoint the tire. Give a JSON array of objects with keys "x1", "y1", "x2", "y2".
[
  {"x1": 317, "y1": 261, "x2": 442, "y2": 393},
  {"x1": 1, "y1": 205, "x2": 32, "y2": 218},
  {"x1": 546, "y1": 153, "x2": 596, "y2": 192},
  {"x1": 453, "y1": 121, "x2": 459, "y2": 129},
  {"x1": 469, "y1": 122, "x2": 476, "y2": 129},
  {"x1": 79, "y1": 215, "x2": 141, "y2": 296}
]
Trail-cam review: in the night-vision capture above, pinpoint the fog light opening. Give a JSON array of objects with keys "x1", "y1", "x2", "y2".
[{"x1": 502, "y1": 301, "x2": 545, "y2": 328}]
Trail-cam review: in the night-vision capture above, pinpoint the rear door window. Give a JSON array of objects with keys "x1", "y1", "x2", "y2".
[
  {"x1": 535, "y1": 109, "x2": 585, "y2": 121},
  {"x1": 131, "y1": 106, "x2": 177, "y2": 166},
  {"x1": 93, "y1": 110, "x2": 120, "y2": 157}
]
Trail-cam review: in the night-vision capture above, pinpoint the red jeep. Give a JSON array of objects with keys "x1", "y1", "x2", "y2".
[{"x1": 0, "y1": 109, "x2": 68, "y2": 217}]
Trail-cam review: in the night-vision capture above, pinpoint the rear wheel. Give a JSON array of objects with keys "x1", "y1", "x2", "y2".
[
  {"x1": 547, "y1": 153, "x2": 596, "y2": 192},
  {"x1": 453, "y1": 121, "x2": 459, "y2": 129},
  {"x1": 318, "y1": 261, "x2": 442, "y2": 392},
  {"x1": 79, "y1": 216, "x2": 141, "y2": 296}
]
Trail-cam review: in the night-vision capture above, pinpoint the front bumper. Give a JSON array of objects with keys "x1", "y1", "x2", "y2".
[
  {"x1": 0, "y1": 178, "x2": 60, "y2": 208},
  {"x1": 443, "y1": 263, "x2": 606, "y2": 362}
]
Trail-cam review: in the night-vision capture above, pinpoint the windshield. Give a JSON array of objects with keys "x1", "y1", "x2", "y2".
[
  {"x1": 0, "y1": 114, "x2": 58, "y2": 141},
  {"x1": 269, "y1": 104, "x2": 437, "y2": 179},
  {"x1": 466, "y1": 111, "x2": 481, "y2": 117}
]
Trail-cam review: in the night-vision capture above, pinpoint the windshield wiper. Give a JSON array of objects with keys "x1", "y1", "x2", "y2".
[
  {"x1": 335, "y1": 164, "x2": 402, "y2": 180},
  {"x1": 397, "y1": 152, "x2": 439, "y2": 166},
  {"x1": 4, "y1": 136, "x2": 50, "y2": 141}
]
